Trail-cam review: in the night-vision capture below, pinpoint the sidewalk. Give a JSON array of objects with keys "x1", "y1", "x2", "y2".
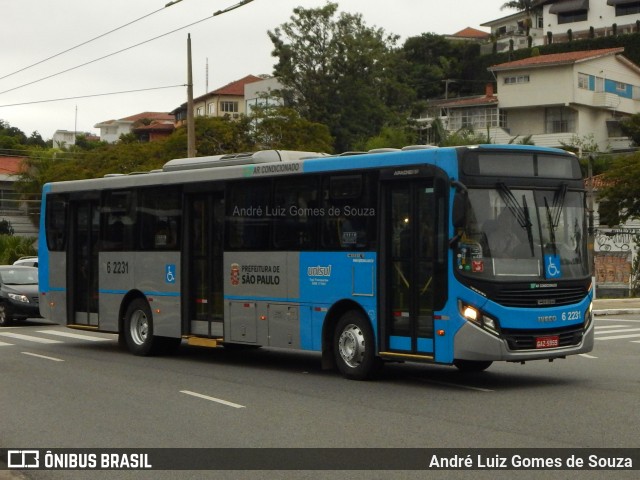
[{"x1": 593, "y1": 297, "x2": 640, "y2": 315}]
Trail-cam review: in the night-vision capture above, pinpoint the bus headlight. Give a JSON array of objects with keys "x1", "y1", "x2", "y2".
[{"x1": 459, "y1": 301, "x2": 500, "y2": 336}]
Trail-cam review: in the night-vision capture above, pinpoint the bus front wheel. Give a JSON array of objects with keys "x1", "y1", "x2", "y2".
[
  {"x1": 124, "y1": 299, "x2": 157, "y2": 356},
  {"x1": 333, "y1": 311, "x2": 377, "y2": 380}
]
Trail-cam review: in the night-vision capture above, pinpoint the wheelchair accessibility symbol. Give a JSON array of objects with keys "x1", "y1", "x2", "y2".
[
  {"x1": 165, "y1": 264, "x2": 176, "y2": 284},
  {"x1": 544, "y1": 254, "x2": 562, "y2": 279}
]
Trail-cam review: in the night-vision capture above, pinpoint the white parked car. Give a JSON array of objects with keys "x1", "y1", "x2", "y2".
[{"x1": 13, "y1": 256, "x2": 38, "y2": 267}]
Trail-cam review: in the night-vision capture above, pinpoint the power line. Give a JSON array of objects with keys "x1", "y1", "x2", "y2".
[
  {"x1": 0, "y1": 85, "x2": 186, "y2": 108},
  {"x1": 0, "y1": 1, "x2": 185, "y2": 82},
  {"x1": 0, "y1": 0, "x2": 256, "y2": 97}
]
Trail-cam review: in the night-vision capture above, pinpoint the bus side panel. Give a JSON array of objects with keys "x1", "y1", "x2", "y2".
[
  {"x1": 42, "y1": 251, "x2": 68, "y2": 324},
  {"x1": 98, "y1": 251, "x2": 181, "y2": 337},
  {"x1": 222, "y1": 251, "x2": 377, "y2": 349},
  {"x1": 135, "y1": 251, "x2": 181, "y2": 338},
  {"x1": 99, "y1": 252, "x2": 135, "y2": 332}
]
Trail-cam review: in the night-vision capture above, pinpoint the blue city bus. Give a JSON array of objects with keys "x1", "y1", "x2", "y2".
[{"x1": 38, "y1": 145, "x2": 594, "y2": 379}]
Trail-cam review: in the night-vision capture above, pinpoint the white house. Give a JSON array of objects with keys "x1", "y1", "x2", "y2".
[
  {"x1": 542, "y1": 0, "x2": 640, "y2": 41},
  {"x1": 244, "y1": 76, "x2": 284, "y2": 117},
  {"x1": 94, "y1": 112, "x2": 174, "y2": 144},
  {"x1": 481, "y1": 9, "x2": 546, "y2": 53},
  {"x1": 486, "y1": 47, "x2": 640, "y2": 151},
  {"x1": 481, "y1": 0, "x2": 640, "y2": 51}
]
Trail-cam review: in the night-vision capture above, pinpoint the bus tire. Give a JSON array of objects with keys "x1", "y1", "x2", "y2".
[
  {"x1": 333, "y1": 311, "x2": 376, "y2": 380},
  {"x1": 453, "y1": 359, "x2": 493, "y2": 372},
  {"x1": 124, "y1": 298, "x2": 158, "y2": 356}
]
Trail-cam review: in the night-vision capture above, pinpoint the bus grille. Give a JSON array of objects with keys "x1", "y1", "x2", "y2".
[
  {"x1": 494, "y1": 286, "x2": 588, "y2": 308},
  {"x1": 501, "y1": 325, "x2": 584, "y2": 351}
]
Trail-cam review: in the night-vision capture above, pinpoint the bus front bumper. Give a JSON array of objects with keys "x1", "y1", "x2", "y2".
[{"x1": 452, "y1": 320, "x2": 595, "y2": 363}]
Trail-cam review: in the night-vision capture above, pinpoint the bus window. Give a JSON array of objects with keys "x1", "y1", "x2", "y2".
[
  {"x1": 138, "y1": 187, "x2": 182, "y2": 251},
  {"x1": 321, "y1": 173, "x2": 377, "y2": 250},
  {"x1": 272, "y1": 176, "x2": 319, "y2": 250},
  {"x1": 101, "y1": 191, "x2": 135, "y2": 251},
  {"x1": 45, "y1": 194, "x2": 68, "y2": 251},
  {"x1": 226, "y1": 180, "x2": 270, "y2": 250}
]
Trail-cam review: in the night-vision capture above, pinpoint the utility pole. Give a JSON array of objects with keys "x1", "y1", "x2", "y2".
[{"x1": 187, "y1": 33, "x2": 196, "y2": 158}]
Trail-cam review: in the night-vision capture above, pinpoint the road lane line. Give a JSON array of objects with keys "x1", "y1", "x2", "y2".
[
  {"x1": 579, "y1": 354, "x2": 598, "y2": 359},
  {"x1": 594, "y1": 325, "x2": 626, "y2": 329},
  {"x1": 596, "y1": 333, "x2": 640, "y2": 341},
  {"x1": 594, "y1": 327, "x2": 640, "y2": 335},
  {"x1": 21, "y1": 352, "x2": 64, "y2": 362},
  {"x1": 0, "y1": 332, "x2": 62, "y2": 344},
  {"x1": 180, "y1": 390, "x2": 246, "y2": 409},
  {"x1": 0, "y1": 340, "x2": 13, "y2": 346},
  {"x1": 409, "y1": 378, "x2": 494, "y2": 392},
  {"x1": 37, "y1": 330, "x2": 111, "y2": 341}
]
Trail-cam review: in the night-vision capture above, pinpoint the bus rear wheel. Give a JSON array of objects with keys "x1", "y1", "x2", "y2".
[
  {"x1": 333, "y1": 311, "x2": 377, "y2": 380},
  {"x1": 124, "y1": 299, "x2": 158, "y2": 356},
  {"x1": 453, "y1": 359, "x2": 493, "y2": 372}
]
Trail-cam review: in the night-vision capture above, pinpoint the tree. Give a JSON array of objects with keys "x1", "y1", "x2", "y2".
[
  {"x1": 251, "y1": 105, "x2": 334, "y2": 152},
  {"x1": 269, "y1": 2, "x2": 415, "y2": 152},
  {"x1": 599, "y1": 152, "x2": 640, "y2": 222}
]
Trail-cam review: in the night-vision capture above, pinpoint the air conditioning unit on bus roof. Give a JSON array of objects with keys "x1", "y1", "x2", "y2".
[{"x1": 162, "y1": 149, "x2": 328, "y2": 172}]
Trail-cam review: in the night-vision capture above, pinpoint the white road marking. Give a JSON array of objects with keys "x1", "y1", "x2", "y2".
[
  {"x1": 410, "y1": 378, "x2": 494, "y2": 392},
  {"x1": 37, "y1": 330, "x2": 111, "y2": 341},
  {"x1": 0, "y1": 332, "x2": 62, "y2": 344},
  {"x1": 579, "y1": 354, "x2": 598, "y2": 359},
  {"x1": 596, "y1": 333, "x2": 640, "y2": 341},
  {"x1": 21, "y1": 352, "x2": 64, "y2": 362},
  {"x1": 0, "y1": 340, "x2": 14, "y2": 346},
  {"x1": 180, "y1": 390, "x2": 246, "y2": 409},
  {"x1": 594, "y1": 325, "x2": 625, "y2": 329},
  {"x1": 594, "y1": 327, "x2": 640, "y2": 335}
]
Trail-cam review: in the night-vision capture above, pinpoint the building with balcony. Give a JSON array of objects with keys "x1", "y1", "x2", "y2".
[{"x1": 487, "y1": 47, "x2": 639, "y2": 151}]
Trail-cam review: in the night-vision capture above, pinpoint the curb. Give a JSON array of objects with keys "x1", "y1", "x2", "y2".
[{"x1": 594, "y1": 308, "x2": 640, "y2": 316}]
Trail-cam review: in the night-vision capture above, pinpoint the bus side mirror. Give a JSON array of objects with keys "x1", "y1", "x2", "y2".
[
  {"x1": 449, "y1": 181, "x2": 468, "y2": 248},
  {"x1": 452, "y1": 191, "x2": 466, "y2": 228}
]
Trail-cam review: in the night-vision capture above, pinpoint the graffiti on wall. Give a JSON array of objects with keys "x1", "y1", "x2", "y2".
[{"x1": 594, "y1": 228, "x2": 638, "y2": 288}]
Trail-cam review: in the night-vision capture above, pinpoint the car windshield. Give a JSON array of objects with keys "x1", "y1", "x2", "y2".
[
  {"x1": 0, "y1": 269, "x2": 38, "y2": 285},
  {"x1": 455, "y1": 186, "x2": 589, "y2": 281}
]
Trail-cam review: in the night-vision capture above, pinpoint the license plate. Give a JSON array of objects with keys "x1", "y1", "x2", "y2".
[{"x1": 535, "y1": 336, "x2": 559, "y2": 349}]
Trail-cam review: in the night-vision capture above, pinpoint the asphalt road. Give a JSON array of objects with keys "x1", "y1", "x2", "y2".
[{"x1": 1, "y1": 315, "x2": 639, "y2": 480}]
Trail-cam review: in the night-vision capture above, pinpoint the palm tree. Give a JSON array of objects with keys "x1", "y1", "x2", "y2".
[{"x1": 501, "y1": 0, "x2": 540, "y2": 36}]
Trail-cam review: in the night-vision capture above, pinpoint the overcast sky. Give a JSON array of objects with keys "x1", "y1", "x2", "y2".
[{"x1": 0, "y1": 0, "x2": 511, "y2": 141}]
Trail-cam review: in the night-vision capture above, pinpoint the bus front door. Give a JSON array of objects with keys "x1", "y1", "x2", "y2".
[
  {"x1": 69, "y1": 198, "x2": 100, "y2": 326},
  {"x1": 185, "y1": 192, "x2": 224, "y2": 338},
  {"x1": 382, "y1": 179, "x2": 439, "y2": 357}
]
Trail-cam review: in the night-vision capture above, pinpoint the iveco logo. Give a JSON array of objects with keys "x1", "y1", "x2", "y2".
[
  {"x1": 538, "y1": 299, "x2": 556, "y2": 305},
  {"x1": 538, "y1": 315, "x2": 557, "y2": 322}
]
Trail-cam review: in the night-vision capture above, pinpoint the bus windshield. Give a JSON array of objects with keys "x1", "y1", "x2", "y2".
[{"x1": 456, "y1": 186, "x2": 589, "y2": 281}]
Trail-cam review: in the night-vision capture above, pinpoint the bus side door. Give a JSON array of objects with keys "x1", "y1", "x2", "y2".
[{"x1": 380, "y1": 169, "x2": 447, "y2": 358}]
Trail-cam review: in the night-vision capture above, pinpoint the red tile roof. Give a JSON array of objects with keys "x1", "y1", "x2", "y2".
[
  {"x1": 451, "y1": 27, "x2": 490, "y2": 39},
  {"x1": 120, "y1": 112, "x2": 175, "y2": 122},
  {"x1": 0, "y1": 156, "x2": 26, "y2": 175},
  {"x1": 489, "y1": 47, "x2": 625, "y2": 71},
  {"x1": 210, "y1": 75, "x2": 262, "y2": 96}
]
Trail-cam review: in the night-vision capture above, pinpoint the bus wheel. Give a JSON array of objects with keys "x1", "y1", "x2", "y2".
[
  {"x1": 334, "y1": 311, "x2": 376, "y2": 380},
  {"x1": 453, "y1": 360, "x2": 493, "y2": 372},
  {"x1": 124, "y1": 299, "x2": 157, "y2": 356}
]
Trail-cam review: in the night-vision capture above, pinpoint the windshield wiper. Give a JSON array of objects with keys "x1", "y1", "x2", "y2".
[
  {"x1": 497, "y1": 183, "x2": 534, "y2": 255},
  {"x1": 544, "y1": 183, "x2": 568, "y2": 255}
]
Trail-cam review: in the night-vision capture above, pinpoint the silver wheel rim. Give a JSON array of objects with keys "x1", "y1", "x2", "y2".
[
  {"x1": 130, "y1": 310, "x2": 149, "y2": 345},
  {"x1": 338, "y1": 323, "x2": 365, "y2": 368}
]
